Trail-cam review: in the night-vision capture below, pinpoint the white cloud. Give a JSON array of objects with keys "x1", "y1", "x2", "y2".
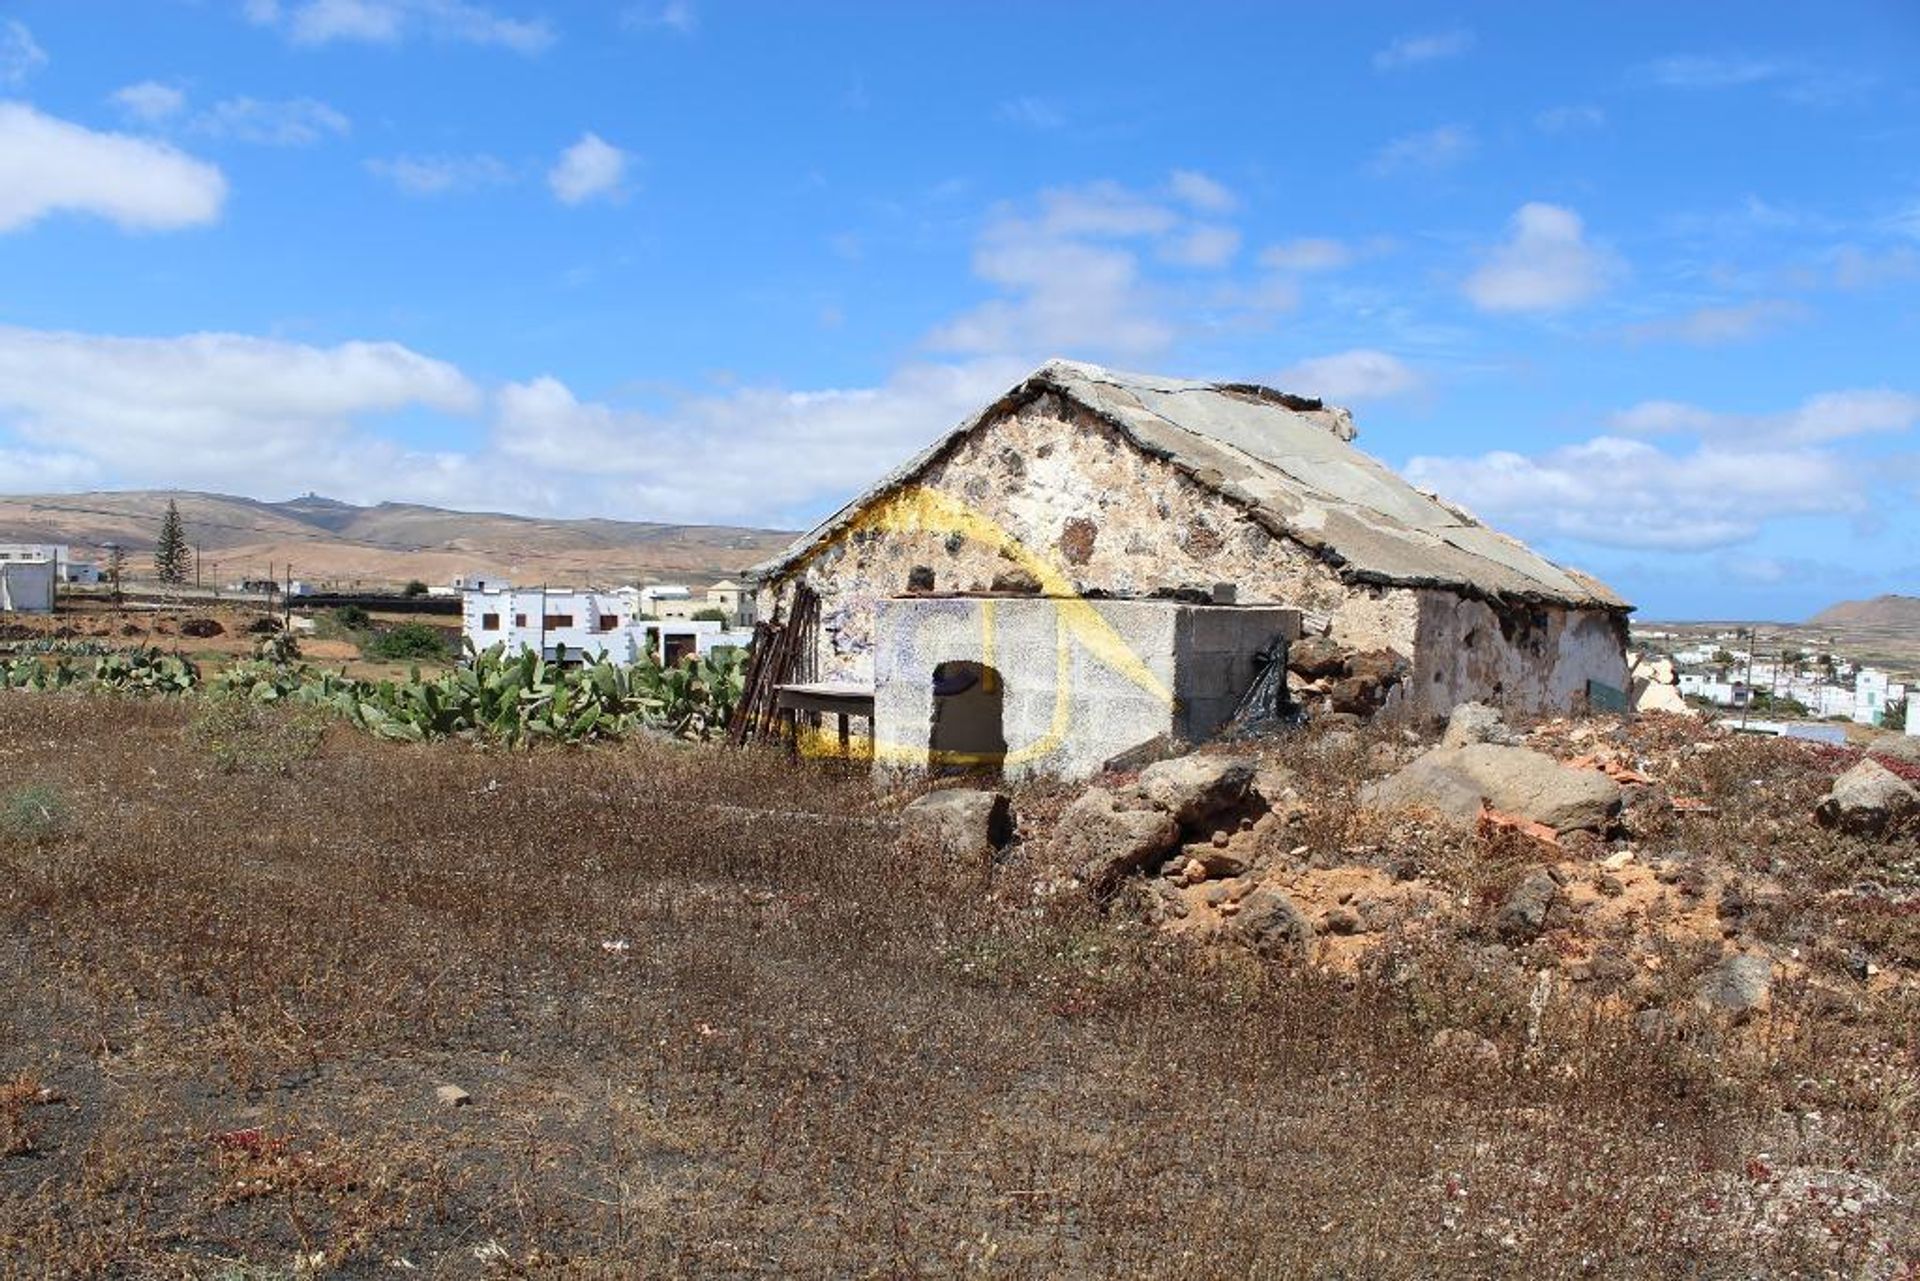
[
  {"x1": 492, "y1": 358, "x2": 1025, "y2": 521},
  {"x1": 547, "y1": 132, "x2": 629, "y2": 205},
  {"x1": 997, "y1": 97, "x2": 1065, "y2": 130},
  {"x1": 1277, "y1": 350, "x2": 1421, "y2": 402},
  {"x1": 110, "y1": 80, "x2": 189, "y2": 125},
  {"x1": 1159, "y1": 224, "x2": 1240, "y2": 269},
  {"x1": 0, "y1": 445, "x2": 99, "y2": 490},
  {"x1": 1622, "y1": 298, "x2": 1805, "y2": 345},
  {"x1": 0, "y1": 103, "x2": 226, "y2": 234},
  {"x1": 623, "y1": 1, "x2": 695, "y2": 33},
  {"x1": 930, "y1": 233, "x2": 1172, "y2": 359},
  {"x1": 252, "y1": 0, "x2": 554, "y2": 54},
  {"x1": 1260, "y1": 237, "x2": 1352, "y2": 272},
  {"x1": 1535, "y1": 104, "x2": 1605, "y2": 133},
  {"x1": 1608, "y1": 400, "x2": 1722, "y2": 437},
  {"x1": 0, "y1": 315, "x2": 1041, "y2": 523},
  {"x1": 1406, "y1": 436, "x2": 1866, "y2": 551},
  {"x1": 367, "y1": 152, "x2": 514, "y2": 195},
  {"x1": 193, "y1": 96, "x2": 351, "y2": 146},
  {"x1": 0, "y1": 326, "x2": 480, "y2": 494},
  {"x1": 1611, "y1": 389, "x2": 1920, "y2": 447},
  {"x1": 1372, "y1": 124, "x2": 1475, "y2": 175},
  {"x1": 1, "y1": 18, "x2": 47, "y2": 87},
  {"x1": 1638, "y1": 54, "x2": 1872, "y2": 106},
  {"x1": 1410, "y1": 385, "x2": 1919, "y2": 554},
  {"x1": 1462, "y1": 202, "x2": 1615, "y2": 313},
  {"x1": 1373, "y1": 28, "x2": 1474, "y2": 71},
  {"x1": 1168, "y1": 169, "x2": 1237, "y2": 214},
  {"x1": 926, "y1": 182, "x2": 1188, "y2": 360},
  {"x1": 1829, "y1": 244, "x2": 1920, "y2": 289},
  {"x1": 1641, "y1": 54, "x2": 1780, "y2": 89},
  {"x1": 1033, "y1": 180, "x2": 1178, "y2": 237}
]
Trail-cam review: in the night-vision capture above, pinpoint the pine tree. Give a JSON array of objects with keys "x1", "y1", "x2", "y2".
[{"x1": 154, "y1": 500, "x2": 193, "y2": 585}]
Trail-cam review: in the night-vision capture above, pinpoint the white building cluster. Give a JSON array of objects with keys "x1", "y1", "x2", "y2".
[
  {"x1": 458, "y1": 576, "x2": 756, "y2": 666},
  {"x1": 1663, "y1": 636, "x2": 1908, "y2": 729}
]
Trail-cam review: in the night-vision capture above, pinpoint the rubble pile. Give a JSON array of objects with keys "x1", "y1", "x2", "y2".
[
  {"x1": 1626, "y1": 650, "x2": 1694, "y2": 717},
  {"x1": 1284, "y1": 635, "x2": 1412, "y2": 720},
  {"x1": 909, "y1": 700, "x2": 1917, "y2": 1028}
]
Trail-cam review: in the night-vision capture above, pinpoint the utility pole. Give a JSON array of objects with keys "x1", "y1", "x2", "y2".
[
  {"x1": 195, "y1": 543, "x2": 202, "y2": 590},
  {"x1": 283, "y1": 563, "x2": 293, "y2": 630},
  {"x1": 1739, "y1": 626, "x2": 1756, "y2": 731}
]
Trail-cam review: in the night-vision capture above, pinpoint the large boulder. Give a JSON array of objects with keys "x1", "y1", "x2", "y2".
[
  {"x1": 1135, "y1": 755, "x2": 1258, "y2": 830},
  {"x1": 1232, "y1": 887, "x2": 1314, "y2": 959},
  {"x1": 1441, "y1": 702, "x2": 1515, "y2": 749},
  {"x1": 1056, "y1": 789, "x2": 1181, "y2": 895},
  {"x1": 1815, "y1": 759, "x2": 1918, "y2": 838},
  {"x1": 1362, "y1": 743, "x2": 1623, "y2": 834},
  {"x1": 1287, "y1": 635, "x2": 1347, "y2": 680},
  {"x1": 900, "y1": 788, "x2": 1013, "y2": 862}
]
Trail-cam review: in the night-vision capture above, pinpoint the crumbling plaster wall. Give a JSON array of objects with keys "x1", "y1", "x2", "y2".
[
  {"x1": 762, "y1": 392, "x2": 1623, "y2": 716},
  {"x1": 1408, "y1": 590, "x2": 1629, "y2": 718}
]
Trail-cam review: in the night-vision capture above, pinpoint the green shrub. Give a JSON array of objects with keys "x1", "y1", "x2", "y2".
[
  {"x1": 332, "y1": 604, "x2": 372, "y2": 631},
  {"x1": 360, "y1": 623, "x2": 452, "y2": 662},
  {"x1": 401, "y1": 580, "x2": 429, "y2": 598}
]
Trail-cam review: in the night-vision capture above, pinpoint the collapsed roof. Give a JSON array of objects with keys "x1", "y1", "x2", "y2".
[{"x1": 751, "y1": 359, "x2": 1629, "y2": 611}]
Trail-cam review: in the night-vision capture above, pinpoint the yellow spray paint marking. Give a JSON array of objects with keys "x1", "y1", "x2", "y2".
[{"x1": 794, "y1": 483, "x2": 1176, "y2": 768}]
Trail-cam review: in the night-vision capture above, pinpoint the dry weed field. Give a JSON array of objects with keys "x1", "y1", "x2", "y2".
[{"x1": 0, "y1": 694, "x2": 1914, "y2": 1277}]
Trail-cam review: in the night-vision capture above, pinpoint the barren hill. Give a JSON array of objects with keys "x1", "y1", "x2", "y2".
[
  {"x1": 1810, "y1": 594, "x2": 1920, "y2": 629},
  {"x1": 0, "y1": 490, "x2": 796, "y2": 589}
]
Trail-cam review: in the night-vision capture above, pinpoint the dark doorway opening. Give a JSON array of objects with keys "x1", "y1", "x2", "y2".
[{"x1": 930, "y1": 660, "x2": 1008, "y2": 772}]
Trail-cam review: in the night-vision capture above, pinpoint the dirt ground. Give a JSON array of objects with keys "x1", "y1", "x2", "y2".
[{"x1": 0, "y1": 694, "x2": 1914, "y2": 1276}]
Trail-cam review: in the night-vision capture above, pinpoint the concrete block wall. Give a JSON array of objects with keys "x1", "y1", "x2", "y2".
[{"x1": 873, "y1": 597, "x2": 1299, "y2": 780}]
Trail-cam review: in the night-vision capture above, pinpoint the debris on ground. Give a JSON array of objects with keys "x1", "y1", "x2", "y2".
[{"x1": 987, "y1": 699, "x2": 1918, "y2": 1020}]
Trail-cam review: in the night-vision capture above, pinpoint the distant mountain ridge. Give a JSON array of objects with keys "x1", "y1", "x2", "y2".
[
  {"x1": 1809, "y1": 595, "x2": 1920, "y2": 629},
  {"x1": 0, "y1": 490, "x2": 797, "y2": 588}
]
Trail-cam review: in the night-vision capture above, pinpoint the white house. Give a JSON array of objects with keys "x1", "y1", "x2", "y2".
[
  {"x1": 634, "y1": 580, "x2": 757, "y2": 627},
  {"x1": 452, "y1": 570, "x2": 513, "y2": 592},
  {"x1": 1678, "y1": 674, "x2": 1749, "y2": 707},
  {"x1": 462, "y1": 585, "x2": 751, "y2": 666},
  {"x1": 1907, "y1": 697, "x2": 1919, "y2": 737},
  {"x1": 1855, "y1": 668, "x2": 1893, "y2": 726},
  {"x1": 0, "y1": 554, "x2": 56, "y2": 613},
  {"x1": 0, "y1": 543, "x2": 95, "y2": 584}
]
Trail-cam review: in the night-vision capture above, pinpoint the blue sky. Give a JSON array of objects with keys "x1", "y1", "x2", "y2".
[{"x1": 1, "y1": 1, "x2": 1917, "y2": 620}]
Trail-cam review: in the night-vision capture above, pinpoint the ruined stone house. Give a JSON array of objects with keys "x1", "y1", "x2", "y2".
[{"x1": 748, "y1": 359, "x2": 1630, "y2": 724}]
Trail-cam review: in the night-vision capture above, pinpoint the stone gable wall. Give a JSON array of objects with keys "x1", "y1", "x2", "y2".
[{"x1": 762, "y1": 393, "x2": 1623, "y2": 717}]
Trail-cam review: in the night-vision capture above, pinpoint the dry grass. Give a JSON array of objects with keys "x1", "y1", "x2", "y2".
[{"x1": 0, "y1": 694, "x2": 1915, "y2": 1277}]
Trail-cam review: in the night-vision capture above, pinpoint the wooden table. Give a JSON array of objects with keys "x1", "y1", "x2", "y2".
[{"x1": 773, "y1": 682, "x2": 876, "y2": 755}]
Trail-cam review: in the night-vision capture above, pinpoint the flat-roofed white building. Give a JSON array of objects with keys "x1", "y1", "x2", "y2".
[
  {"x1": 0, "y1": 554, "x2": 56, "y2": 613},
  {"x1": 462, "y1": 585, "x2": 752, "y2": 666}
]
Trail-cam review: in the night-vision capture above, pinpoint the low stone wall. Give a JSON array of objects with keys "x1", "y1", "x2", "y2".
[{"x1": 872, "y1": 596, "x2": 1298, "y2": 780}]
